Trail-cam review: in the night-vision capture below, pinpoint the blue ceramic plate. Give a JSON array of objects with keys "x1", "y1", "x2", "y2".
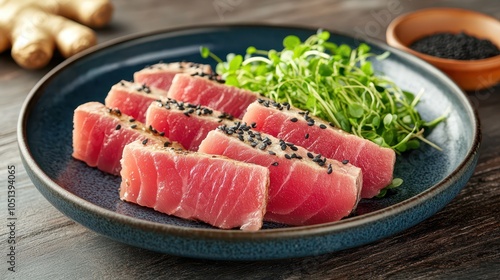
[{"x1": 18, "y1": 24, "x2": 480, "y2": 261}]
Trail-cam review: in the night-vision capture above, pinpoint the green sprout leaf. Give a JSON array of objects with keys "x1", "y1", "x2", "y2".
[
  {"x1": 283, "y1": 35, "x2": 301, "y2": 50},
  {"x1": 200, "y1": 46, "x2": 210, "y2": 58},
  {"x1": 246, "y1": 46, "x2": 257, "y2": 55},
  {"x1": 348, "y1": 103, "x2": 364, "y2": 118}
]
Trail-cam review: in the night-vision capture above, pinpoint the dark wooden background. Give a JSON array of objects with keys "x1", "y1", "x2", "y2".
[{"x1": 1, "y1": 0, "x2": 499, "y2": 279}]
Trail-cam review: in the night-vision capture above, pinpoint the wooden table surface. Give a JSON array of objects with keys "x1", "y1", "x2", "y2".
[{"x1": 2, "y1": 0, "x2": 499, "y2": 279}]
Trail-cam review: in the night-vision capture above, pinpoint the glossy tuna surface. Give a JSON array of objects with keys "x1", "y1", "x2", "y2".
[
  {"x1": 199, "y1": 122, "x2": 362, "y2": 225},
  {"x1": 120, "y1": 140, "x2": 269, "y2": 231},
  {"x1": 243, "y1": 99, "x2": 396, "y2": 198},
  {"x1": 104, "y1": 80, "x2": 168, "y2": 123},
  {"x1": 72, "y1": 102, "x2": 181, "y2": 175},
  {"x1": 167, "y1": 73, "x2": 259, "y2": 119},
  {"x1": 146, "y1": 99, "x2": 236, "y2": 151},
  {"x1": 134, "y1": 62, "x2": 212, "y2": 91}
]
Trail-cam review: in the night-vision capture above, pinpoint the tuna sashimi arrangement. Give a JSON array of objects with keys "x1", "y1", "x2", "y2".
[
  {"x1": 120, "y1": 140, "x2": 269, "y2": 231},
  {"x1": 198, "y1": 123, "x2": 362, "y2": 226},
  {"x1": 72, "y1": 102, "x2": 182, "y2": 175},
  {"x1": 242, "y1": 99, "x2": 396, "y2": 198},
  {"x1": 145, "y1": 99, "x2": 236, "y2": 151},
  {"x1": 71, "y1": 59, "x2": 401, "y2": 231}
]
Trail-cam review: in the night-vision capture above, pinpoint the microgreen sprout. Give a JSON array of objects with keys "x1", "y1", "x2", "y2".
[{"x1": 200, "y1": 30, "x2": 446, "y2": 154}]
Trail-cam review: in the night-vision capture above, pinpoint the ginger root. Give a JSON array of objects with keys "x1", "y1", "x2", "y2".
[{"x1": 0, "y1": 0, "x2": 113, "y2": 69}]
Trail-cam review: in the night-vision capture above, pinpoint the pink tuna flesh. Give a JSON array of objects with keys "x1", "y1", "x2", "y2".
[
  {"x1": 167, "y1": 73, "x2": 259, "y2": 119},
  {"x1": 134, "y1": 62, "x2": 213, "y2": 91},
  {"x1": 198, "y1": 123, "x2": 362, "y2": 226},
  {"x1": 104, "y1": 80, "x2": 168, "y2": 123},
  {"x1": 145, "y1": 99, "x2": 236, "y2": 151},
  {"x1": 72, "y1": 102, "x2": 182, "y2": 175},
  {"x1": 242, "y1": 99, "x2": 396, "y2": 198},
  {"x1": 120, "y1": 140, "x2": 269, "y2": 231}
]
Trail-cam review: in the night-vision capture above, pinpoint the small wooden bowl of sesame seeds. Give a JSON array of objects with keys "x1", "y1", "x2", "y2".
[{"x1": 386, "y1": 8, "x2": 500, "y2": 91}]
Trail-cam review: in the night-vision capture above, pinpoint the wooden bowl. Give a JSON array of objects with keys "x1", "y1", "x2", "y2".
[{"x1": 386, "y1": 8, "x2": 500, "y2": 91}]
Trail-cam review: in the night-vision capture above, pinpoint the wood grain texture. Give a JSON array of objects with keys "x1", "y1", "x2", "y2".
[{"x1": 1, "y1": 0, "x2": 499, "y2": 279}]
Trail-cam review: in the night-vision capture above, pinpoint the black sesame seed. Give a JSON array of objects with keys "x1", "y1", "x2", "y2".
[
  {"x1": 129, "y1": 118, "x2": 136, "y2": 122},
  {"x1": 290, "y1": 117, "x2": 298, "y2": 122},
  {"x1": 327, "y1": 164, "x2": 333, "y2": 174},
  {"x1": 307, "y1": 152, "x2": 314, "y2": 159},
  {"x1": 115, "y1": 124, "x2": 121, "y2": 130},
  {"x1": 142, "y1": 139, "x2": 148, "y2": 145},
  {"x1": 163, "y1": 141, "x2": 170, "y2": 147},
  {"x1": 148, "y1": 125, "x2": 157, "y2": 134},
  {"x1": 271, "y1": 162, "x2": 279, "y2": 166},
  {"x1": 268, "y1": 151, "x2": 276, "y2": 155},
  {"x1": 285, "y1": 154, "x2": 292, "y2": 159},
  {"x1": 290, "y1": 153, "x2": 301, "y2": 159},
  {"x1": 159, "y1": 131, "x2": 165, "y2": 136},
  {"x1": 342, "y1": 159, "x2": 349, "y2": 165},
  {"x1": 305, "y1": 133, "x2": 309, "y2": 139},
  {"x1": 410, "y1": 32, "x2": 500, "y2": 60},
  {"x1": 319, "y1": 124, "x2": 327, "y2": 129},
  {"x1": 131, "y1": 124, "x2": 137, "y2": 129}
]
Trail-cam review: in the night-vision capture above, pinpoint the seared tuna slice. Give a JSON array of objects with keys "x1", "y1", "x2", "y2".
[
  {"x1": 199, "y1": 123, "x2": 362, "y2": 226},
  {"x1": 120, "y1": 140, "x2": 269, "y2": 231},
  {"x1": 242, "y1": 99, "x2": 396, "y2": 198}
]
